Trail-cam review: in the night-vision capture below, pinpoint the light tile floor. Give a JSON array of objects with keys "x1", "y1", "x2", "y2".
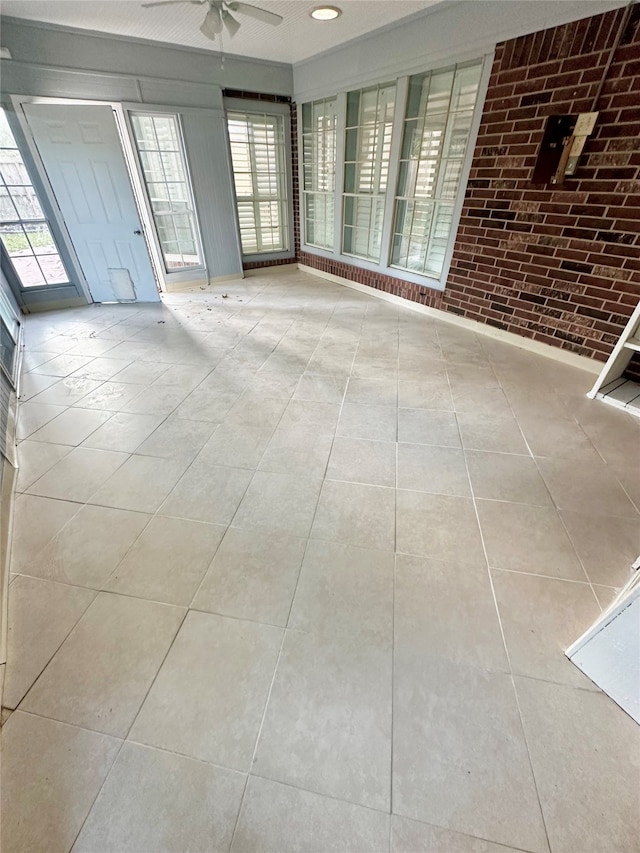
[{"x1": 2, "y1": 269, "x2": 639, "y2": 853}]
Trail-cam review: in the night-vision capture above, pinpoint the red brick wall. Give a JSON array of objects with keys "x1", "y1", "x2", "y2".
[
  {"x1": 249, "y1": 8, "x2": 640, "y2": 371},
  {"x1": 445, "y1": 5, "x2": 640, "y2": 364}
]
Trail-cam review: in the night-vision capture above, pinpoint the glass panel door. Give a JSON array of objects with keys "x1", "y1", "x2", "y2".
[{"x1": 130, "y1": 113, "x2": 203, "y2": 273}]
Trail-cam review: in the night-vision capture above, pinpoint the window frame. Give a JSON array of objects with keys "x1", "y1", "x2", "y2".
[
  {"x1": 299, "y1": 56, "x2": 491, "y2": 292},
  {"x1": 0, "y1": 107, "x2": 72, "y2": 291},
  {"x1": 302, "y1": 97, "x2": 338, "y2": 251},
  {"x1": 224, "y1": 98, "x2": 294, "y2": 264},
  {"x1": 128, "y1": 110, "x2": 204, "y2": 276}
]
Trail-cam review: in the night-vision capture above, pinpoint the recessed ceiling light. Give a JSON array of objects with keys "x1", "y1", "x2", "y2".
[{"x1": 310, "y1": 6, "x2": 342, "y2": 21}]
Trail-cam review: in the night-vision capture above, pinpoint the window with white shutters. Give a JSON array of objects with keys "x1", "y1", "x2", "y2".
[
  {"x1": 227, "y1": 111, "x2": 289, "y2": 256},
  {"x1": 342, "y1": 83, "x2": 395, "y2": 263},
  {"x1": 302, "y1": 98, "x2": 337, "y2": 250},
  {"x1": 390, "y1": 62, "x2": 483, "y2": 277}
]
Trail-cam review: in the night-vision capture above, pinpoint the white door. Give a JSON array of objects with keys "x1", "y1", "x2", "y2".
[{"x1": 23, "y1": 103, "x2": 159, "y2": 303}]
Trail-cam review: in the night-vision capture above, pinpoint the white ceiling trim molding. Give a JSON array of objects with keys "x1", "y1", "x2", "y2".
[
  {"x1": 293, "y1": 0, "x2": 629, "y2": 102},
  {"x1": 0, "y1": 1, "x2": 441, "y2": 64}
]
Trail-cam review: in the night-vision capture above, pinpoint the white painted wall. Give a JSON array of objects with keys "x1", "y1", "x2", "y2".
[{"x1": 293, "y1": 0, "x2": 628, "y2": 101}]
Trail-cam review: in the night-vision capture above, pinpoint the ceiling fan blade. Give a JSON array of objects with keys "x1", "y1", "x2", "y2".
[
  {"x1": 200, "y1": 6, "x2": 224, "y2": 39},
  {"x1": 228, "y1": 2, "x2": 283, "y2": 26},
  {"x1": 222, "y1": 10, "x2": 241, "y2": 37}
]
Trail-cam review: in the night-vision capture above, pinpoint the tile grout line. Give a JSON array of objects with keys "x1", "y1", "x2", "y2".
[
  {"x1": 464, "y1": 334, "x2": 555, "y2": 853},
  {"x1": 65, "y1": 604, "x2": 191, "y2": 853},
  {"x1": 226, "y1": 298, "x2": 361, "y2": 852}
]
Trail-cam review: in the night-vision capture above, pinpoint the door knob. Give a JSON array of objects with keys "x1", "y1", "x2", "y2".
[{"x1": 133, "y1": 229, "x2": 142, "y2": 235}]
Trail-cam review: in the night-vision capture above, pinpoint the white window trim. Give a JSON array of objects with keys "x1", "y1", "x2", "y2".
[
  {"x1": 119, "y1": 104, "x2": 207, "y2": 288},
  {"x1": 224, "y1": 98, "x2": 295, "y2": 265},
  {"x1": 299, "y1": 54, "x2": 493, "y2": 293}
]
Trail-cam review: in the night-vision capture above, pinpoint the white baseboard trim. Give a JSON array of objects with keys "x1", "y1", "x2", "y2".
[{"x1": 298, "y1": 263, "x2": 601, "y2": 375}]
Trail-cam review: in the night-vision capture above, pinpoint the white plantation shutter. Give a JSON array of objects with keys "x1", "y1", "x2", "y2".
[
  {"x1": 342, "y1": 83, "x2": 395, "y2": 262},
  {"x1": 302, "y1": 98, "x2": 337, "y2": 250},
  {"x1": 227, "y1": 112, "x2": 289, "y2": 256},
  {"x1": 391, "y1": 62, "x2": 483, "y2": 277}
]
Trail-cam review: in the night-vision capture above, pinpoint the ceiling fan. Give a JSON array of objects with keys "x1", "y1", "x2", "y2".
[{"x1": 141, "y1": 0, "x2": 283, "y2": 40}]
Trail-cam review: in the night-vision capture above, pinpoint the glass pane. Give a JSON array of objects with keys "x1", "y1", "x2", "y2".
[
  {"x1": 12, "y1": 255, "x2": 46, "y2": 287},
  {"x1": 0, "y1": 187, "x2": 17, "y2": 222},
  {"x1": 0, "y1": 223, "x2": 29, "y2": 256},
  {"x1": 346, "y1": 91, "x2": 360, "y2": 128},
  {"x1": 406, "y1": 74, "x2": 428, "y2": 120},
  {"x1": 0, "y1": 110, "x2": 16, "y2": 148},
  {"x1": 451, "y1": 63, "x2": 482, "y2": 111},
  {"x1": 302, "y1": 102, "x2": 312, "y2": 133},
  {"x1": 40, "y1": 253, "x2": 69, "y2": 284},
  {"x1": 9, "y1": 185, "x2": 44, "y2": 220},
  {"x1": 0, "y1": 150, "x2": 30, "y2": 186},
  {"x1": 425, "y1": 69, "x2": 454, "y2": 114},
  {"x1": 25, "y1": 222, "x2": 57, "y2": 254}
]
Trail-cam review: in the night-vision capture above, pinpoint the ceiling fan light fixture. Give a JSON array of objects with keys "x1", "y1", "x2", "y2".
[{"x1": 310, "y1": 5, "x2": 341, "y2": 21}]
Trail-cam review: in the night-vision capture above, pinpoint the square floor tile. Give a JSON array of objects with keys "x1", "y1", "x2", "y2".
[
  {"x1": 476, "y1": 500, "x2": 585, "y2": 580},
  {"x1": 559, "y1": 509, "x2": 640, "y2": 587},
  {"x1": 393, "y1": 657, "x2": 547, "y2": 852},
  {"x1": 29, "y1": 376, "x2": 103, "y2": 407},
  {"x1": 391, "y1": 815, "x2": 523, "y2": 853},
  {"x1": 518, "y1": 415, "x2": 600, "y2": 461},
  {"x1": 253, "y1": 628, "x2": 392, "y2": 811},
  {"x1": 395, "y1": 554, "x2": 507, "y2": 673},
  {"x1": 90, "y1": 454, "x2": 189, "y2": 513},
  {"x1": 30, "y1": 353, "x2": 93, "y2": 377},
  {"x1": 456, "y1": 411, "x2": 528, "y2": 454},
  {"x1": 294, "y1": 373, "x2": 348, "y2": 403},
  {"x1": 337, "y1": 402, "x2": 397, "y2": 442},
  {"x1": 290, "y1": 539, "x2": 394, "y2": 641},
  {"x1": 20, "y1": 504, "x2": 149, "y2": 589},
  {"x1": 1, "y1": 712, "x2": 120, "y2": 853},
  {"x1": 130, "y1": 611, "x2": 282, "y2": 769},
  {"x1": 312, "y1": 479, "x2": 395, "y2": 551},
  {"x1": 161, "y1": 460, "x2": 253, "y2": 524},
  {"x1": 396, "y1": 491, "x2": 483, "y2": 562},
  {"x1": 192, "y1": 527, "x2": 307, "y2": 626},
  {"x1": 121, "y1": 384, "x2": 191, "y2": 417},
  {"x1": 345, "y1": 377, "x2": 398, "y2": 407},
  {"x1": 28, "y1": 406, "x2": 114, "y2": 446},
  {"x1": 492, "y1": 570, "x2": 600, "y2": 688},
  {"x1": 398, "y1": 377, "x2": 453, "y2": 411},
  {"x1": 278, "y1": 400, "x2": 341, "y2": 434},
  {"x1": 537, "y1": 457, "x2": 638, "y2": 518},
  {"x1": 106, "y1": 515, "x2": 225, "y2": 606},
  {"x1": 81, "y1": 412, "x2": 164, "y2": 453},
  {"x1": 327, "y1": 436, "x2": 396, "y2": 487},
  {"x1": 15, "y1": 441, "x2": 73, "y2": 493},
  {"x1": 26, "y1": 447, "x2": 129, "y2": 503},
  {"x1": 21, "y1": 593, "x2": 185, "y2": 736},
  {"x1": 74, "y1": 742, "x2": 245, "y2": 853},
  {"x1": 233, "y1": 471, "x2": 323, "y2": 538},
  {"x1": 70, "y1": 356, "x2": 132, "y2": 381},
  {"x1": 398, "y1": 408, "x2": 461, "y2": 447},
  {"x1": 75, "y1": 381, "x2": 145, "y2": 411},
  {"x1": 397, "y1": 443, "x2": 470, "y2": 496},
  {"x1": 4, "y1": 576, "x2": 96, "y2": 709},
  {"x1": 16, "y1": 402, "x2": 67, "y2": 440},
  {"x1": 134, "y1": 415, "x2": 215, "y2": 460},
  {"x1": 231, "y1": 776, "x2": 389, "y2": 853},
  {"x1": 198, "y1": 423, "x2": 274, "y2": 470},
  {"x1": 258, "y1": 427, "x2": 333, "y2": 477},
  {"x1": 466, "y1": 450, "x2": 552, "y2": 506},
  {"x1": 9, "y1": 494, "x2": 80, "y2": 573},
  {"x1": 516, "y1": 677, "x2": 640, "y2": 853}
]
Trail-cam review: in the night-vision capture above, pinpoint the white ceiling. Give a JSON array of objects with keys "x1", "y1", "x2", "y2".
[{"x1": 0, "y1": 0, "x2": 443, "y2": 64}]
